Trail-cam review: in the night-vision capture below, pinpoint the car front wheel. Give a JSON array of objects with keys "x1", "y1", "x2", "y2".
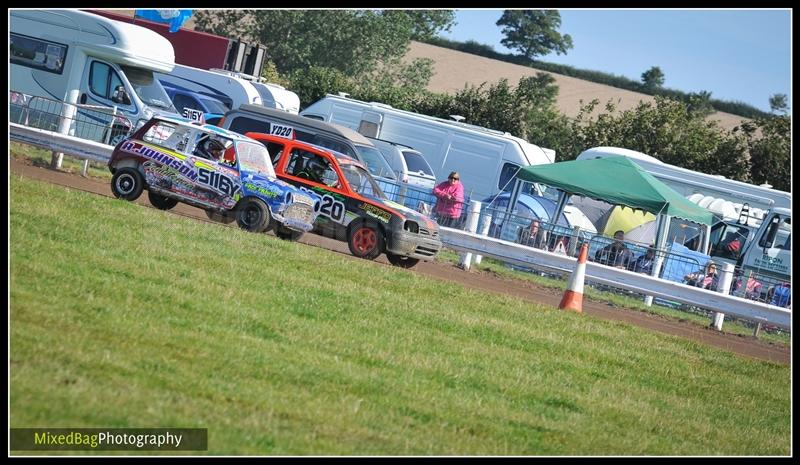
[
  {"x1": 386, "y1": 253, "x2": 420, "y2": 268},
  {"x1": 236, "y1": 198, "x2": 271, "y2": 233},
  {"x1": 275, "y1": 224, "x2": 304, "y2": 241},
  {"x1": 111, "y1": 167, "x2": 144, "y2": 201},
  {"x1": 347, "y1": 221, "x2": 384, "y2": 260}
]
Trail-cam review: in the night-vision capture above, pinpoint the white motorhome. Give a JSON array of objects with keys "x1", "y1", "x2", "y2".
[
  {"x1": 300, "y1": 94, "x2": 556, "y2": 200},
  {"x1": 10, "y1": 9, "x2": 178, "y2": 143},
  {"x1": 209, "y1": 70, "x2": 301, "y2": 114},
  {"x1": 156, "y1": 64, "x2": 263, "y2": 112},
  {"x1": 577, "y1": 146, "x2": 791, "y2": 287}
]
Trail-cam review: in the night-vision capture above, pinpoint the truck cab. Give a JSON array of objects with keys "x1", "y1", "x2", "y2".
[{"x1": 738, "y1": 208, "x2": 791, "y2": 282}]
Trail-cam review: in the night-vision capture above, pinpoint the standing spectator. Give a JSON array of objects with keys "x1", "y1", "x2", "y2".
[
  {"x1": 432, "y1": 171, "x2": 464, "y2": 228},
  {"x1": 684, "y1": 261, "x2": 719, "y2": 290},
  {"x1": 594, "y1": 230, "x2": 634, "y2": 269},
  {"x1": 629, "y1": 247, "x2": 656, "y2": 274},
  {"x1": 518, "y1": 218, "x2": 548, "y2": 249}
]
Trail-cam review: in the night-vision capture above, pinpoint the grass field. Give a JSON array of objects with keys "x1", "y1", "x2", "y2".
[
  {"x1": 10, "y1": 175, "x2": 790, "y2": 455},
  {"x1": 435, "y1": 250, "x2": 790, "y2": 346}
]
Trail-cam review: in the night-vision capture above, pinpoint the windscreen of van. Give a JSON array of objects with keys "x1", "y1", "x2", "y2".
[
  {"x1": 401, "y1": 150, "x2": 433, "y2": 176},
  {"x1": 122, "y1": 65, "x2": 176, "y2": 112},
  {"x1": 354, "y1": 145, "x2": 397, "y2": 180},
  {"x1": 199, "y1": 97, "x2": 229, "y2": 114}
]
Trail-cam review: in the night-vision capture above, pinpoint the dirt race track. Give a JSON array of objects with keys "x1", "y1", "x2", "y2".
[{"x1": 10, "y1": 158, "x2": 790, "y2": 365}]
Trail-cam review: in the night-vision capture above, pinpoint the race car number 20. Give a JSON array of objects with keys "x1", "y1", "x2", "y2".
[
  {"x1": 270, "y1": 124, "x2": 294, "y2": 139},
  {"x1": 315, "y1": 194, "x2": 345, "y2": 223}
]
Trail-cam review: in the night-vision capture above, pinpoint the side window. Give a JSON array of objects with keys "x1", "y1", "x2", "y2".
[
  {"x1": 10, "y1": 33, "x2": 68, "y2": 74},
  {"x1": 229, "y1": 116, "x2": 269, "y2": 135},
  {"x1": 265, "y1": 141, "x2": 286, "y2": 167},
  {"x1": 498, "y1": 162, "x2": 521, "y2": 192},
  {"x1": 711, "y1": 224, "x2": 749, "y2": 259},
  {"x1": 89, "y1": 62, "x2": 112, "y2": 97},
  {"x1": 287, "y1": 149, "x2": 339, "y2": 188},
  {"x1": 142, "y1": 121, "x2": 178, "y2": 145},
  {"x1": 89, "y1": 61, "x2": 125, "y2": 101}
]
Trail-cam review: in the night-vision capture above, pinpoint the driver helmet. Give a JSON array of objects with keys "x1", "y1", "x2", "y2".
[
  {"x1": 199, "y1": 136, "x2": 226, "y2": 160},
  {"x1": 306, "y1": 158, "x2": 327, "y2": 179}
]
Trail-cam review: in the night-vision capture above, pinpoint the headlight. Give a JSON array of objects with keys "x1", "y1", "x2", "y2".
[
  {"x1": 404, "y1": 220, "x2": 419, "y2": 234},
  {"x1": 284, "y1": 191, "x2": 293, "y2": 204}
]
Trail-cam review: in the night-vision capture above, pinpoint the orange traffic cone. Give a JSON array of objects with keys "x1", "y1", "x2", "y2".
[{"x1": 559, "y1": 242, "x2": 589, "y2": 313}]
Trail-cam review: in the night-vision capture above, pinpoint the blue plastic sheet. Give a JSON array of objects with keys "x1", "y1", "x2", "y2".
[{"x1": 134, "y1": 9, "x2": 193, "y2": 33}]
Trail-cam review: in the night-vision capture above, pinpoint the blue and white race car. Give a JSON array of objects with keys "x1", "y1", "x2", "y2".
[{"x1": 108, "y1": 115, "x2": 320, "y2": 240}]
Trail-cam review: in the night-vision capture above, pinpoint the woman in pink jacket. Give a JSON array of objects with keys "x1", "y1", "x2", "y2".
[{"x1": 432, "y1": 171, "x2": 464, "y2": 228}]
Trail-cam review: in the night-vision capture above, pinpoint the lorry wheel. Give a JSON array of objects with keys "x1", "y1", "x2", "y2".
[
  {"x1": 111, "y1": 167, "x2": 144, "y2": 201},
  {"x1": 236, "y1": 198, "x2": 271, "y2": 233},
  {"x1": 205, "y1": 209, "x2": 236, "y2": 224},
  {"x1": 347, "y1": 221, "x2": 384, "y2": 260},
  {"x1": 148, "y1": 192, "x2": 178, "y2": 210},
  {"x1": 386, "y1": 253, "x2": 420, "y2": 269},
  {"x1": 275, "y1": 225, "x2": 304, "y2": 241}
]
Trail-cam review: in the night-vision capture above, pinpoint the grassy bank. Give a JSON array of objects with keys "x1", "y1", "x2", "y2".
[{"x1": 10, "y1": 175, "x2": 790, "y2": 455}]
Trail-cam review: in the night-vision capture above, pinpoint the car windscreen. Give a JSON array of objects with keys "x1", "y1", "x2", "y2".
[
  {"x1": 199, "y1": 97, "x2": 230, "y2": 114},
  {"x1": 340, "y1": 162, "x2": 386, "y2": 200},
  {"x1": 236, "y1": 140, "x2": 276, "y2": 177},
  {"x1": 401, "y1": 150, "x2": 433, "y2": 176},
  {"x1": 354, "y1": 145, "x2": 397, "y2": 180},
  {"x1": 121, "y1": 65, "x2": 176, "y2": 112}
]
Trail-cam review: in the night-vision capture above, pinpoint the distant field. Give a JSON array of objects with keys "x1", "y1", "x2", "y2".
[
  {"x1": 405, "y1": 41, "x2": 749, "y2": 133},
  {"x1": 10, "y1": 175, "x2": 790, "y2": 455}
]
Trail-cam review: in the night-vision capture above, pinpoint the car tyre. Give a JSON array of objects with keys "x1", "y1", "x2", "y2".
[
  {"x1": 111, "y1": 167, "x2": 144, "y2": 201},
  {"x1": 148, "y1": 192, "x2": 179, "y2": 210},
  {"x1": 205, "y1": 209, "x2": 236, "y2": 224},
  {"x1": 236, "y1": 197, "x2": 271, "y2": 233},
  {"x1": 386, "y1": 253, "x2": 420, "y2": 268},
  {"x1": 347, "y1": 221, "x2": 384, "y2": 260},
  {"x1": 275, "y1": 224, "x2": 304, "y2": 241}
]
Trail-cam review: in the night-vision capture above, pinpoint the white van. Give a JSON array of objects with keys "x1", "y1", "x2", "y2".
[
  {"x1": 10, "y1": 9, "x2": 178, "y2": 143},
  {"x1": 300, "y1": 94, "x2": 556, "y2": 200},
  {"x1": 368, "y1": 138, "x2": 436, "y2": 188},
  {"x1": 156, "y1": 64, "x2": 262, "y2": 111}
]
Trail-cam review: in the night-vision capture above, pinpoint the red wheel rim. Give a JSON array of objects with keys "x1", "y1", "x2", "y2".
[{"x1": 352, "y1": 227, "x2": 377, "y2": 255}]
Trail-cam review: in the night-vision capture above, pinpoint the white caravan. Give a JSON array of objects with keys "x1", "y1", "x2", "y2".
[
  {"x1": 209, "y1": 69, "x2": 301, "y2": 114},
  {"x1": 156, "y1": 64, "x2": 263, "y2": 112},
  {"x1": 10, "y1": 9, "x2": 178, "y2": 142},
  {"x1": 577, "y1": 146, "x2": 791, "y2": 284},
  {"x1": 301, "y1": 94, "x2": 556, "y2": 200}
]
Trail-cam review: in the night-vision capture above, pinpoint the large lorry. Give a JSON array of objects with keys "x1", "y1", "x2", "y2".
[
  {"x1": 10, "y1": 9, "x2": 179, "y2": 143},
  {"x1": 577, "y1": 146, "x2": 791, "y2": 293},
  {"x1": 300, "y1": 94, "x2": 556, "y2": 200}
]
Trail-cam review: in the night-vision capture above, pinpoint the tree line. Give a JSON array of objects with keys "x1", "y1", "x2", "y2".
[{"x1": 195, "y1": 9, "x2": 790, "y2": 192}]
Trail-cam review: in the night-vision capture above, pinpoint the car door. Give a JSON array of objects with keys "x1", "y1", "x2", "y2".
[{"x1": 279, "y1": 146, "x2": 348, "y2": 233}]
